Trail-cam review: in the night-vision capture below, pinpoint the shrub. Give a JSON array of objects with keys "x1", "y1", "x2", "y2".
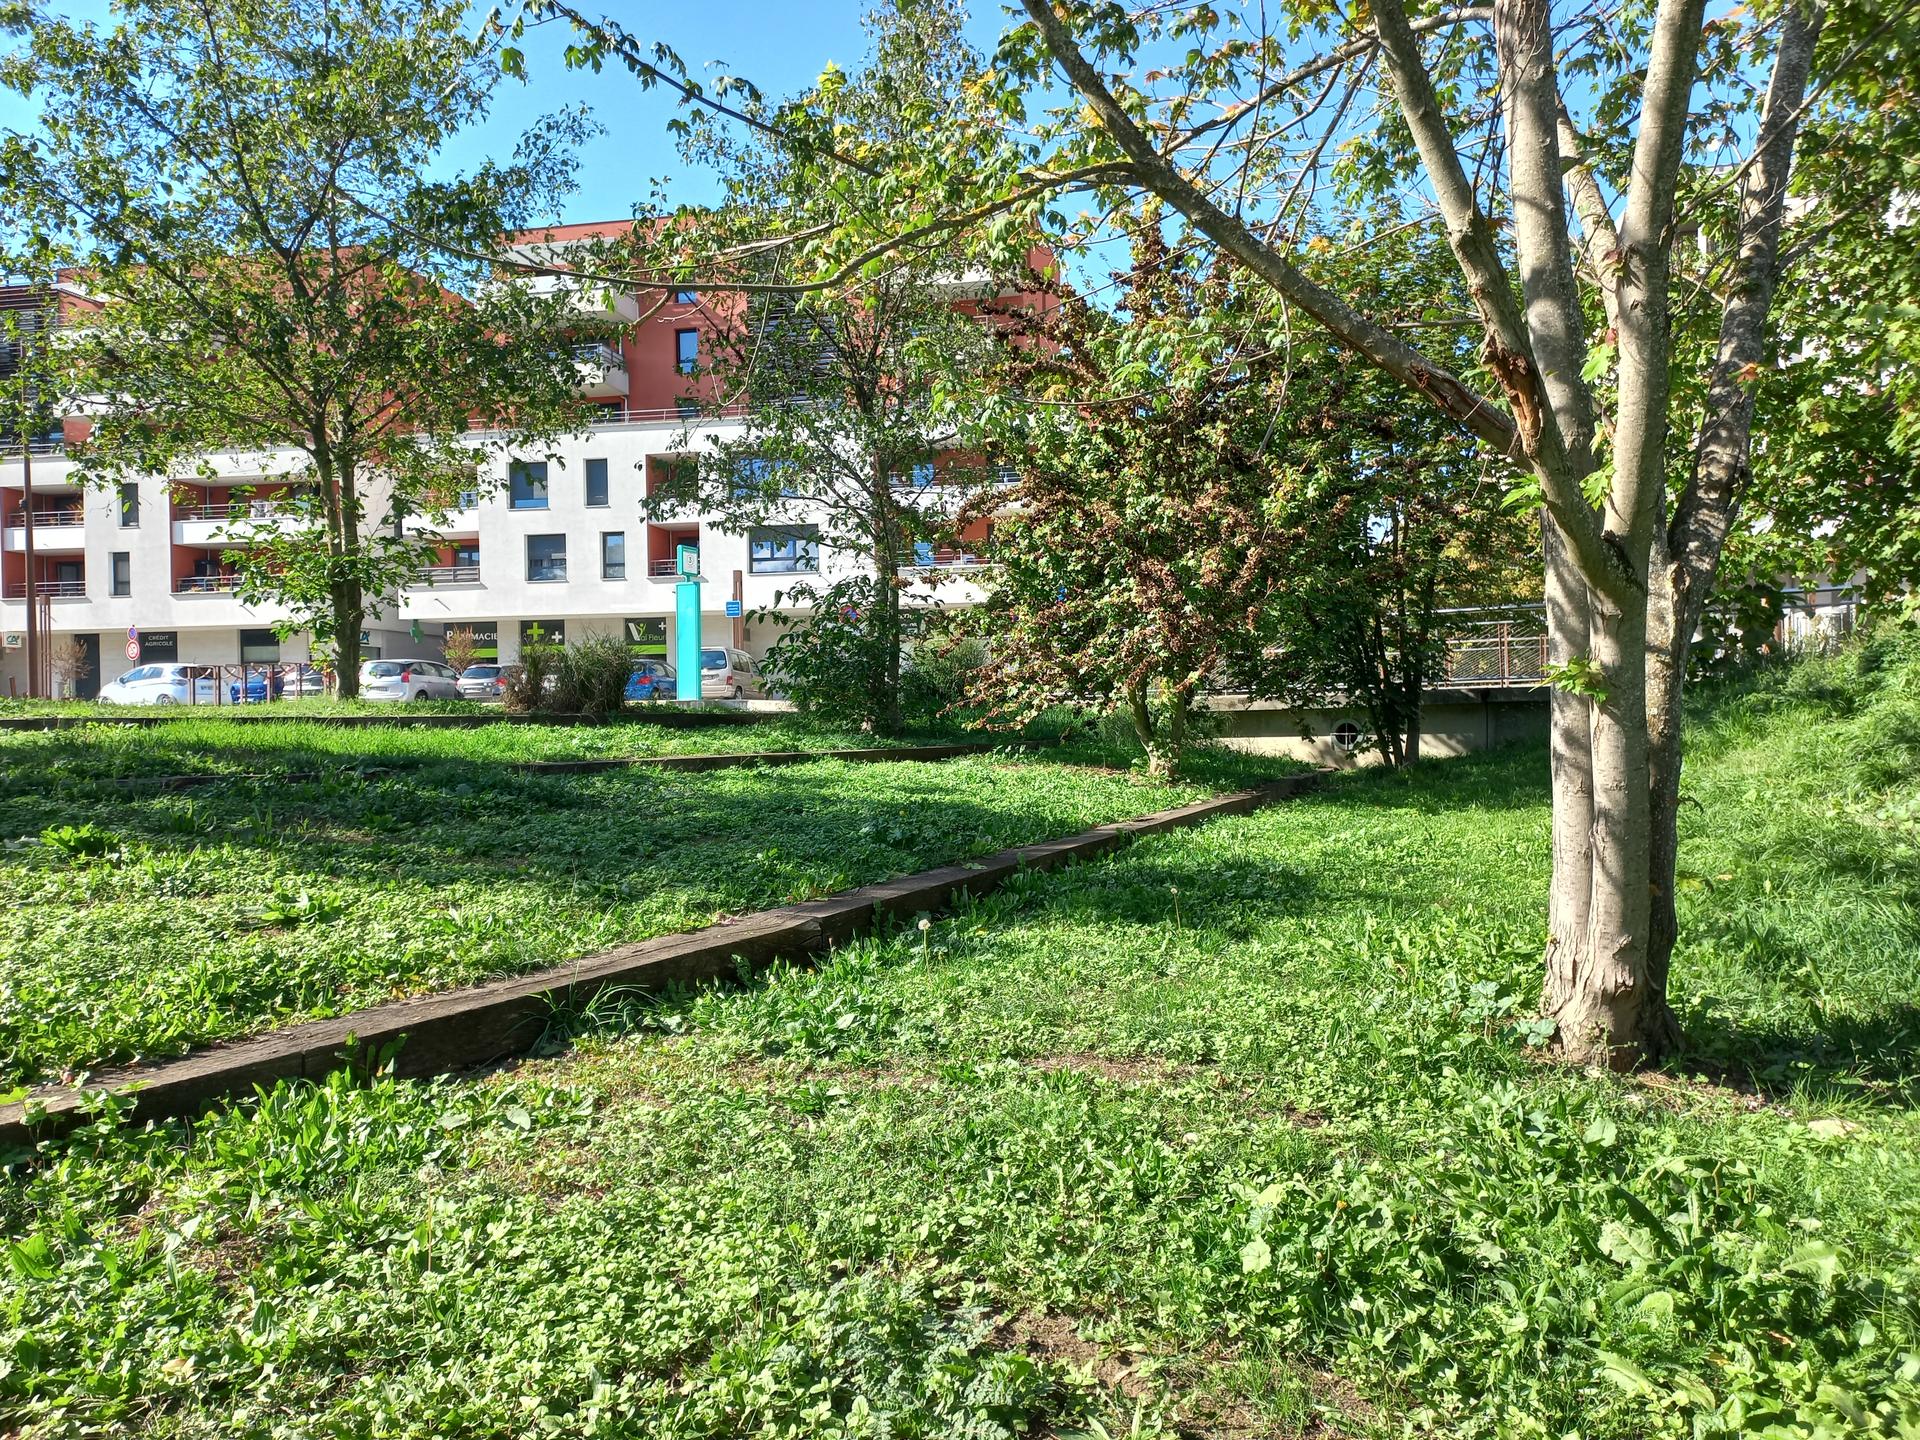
[
  {"x1": 899, "y1": 637, "x2": 989, "y2": 725},
  {"x1": 552, "y1": 633, "x2": 632, "y2": 718},
  {"x1": 502, "y1": 630, "x2": 561, "y2": 713}
]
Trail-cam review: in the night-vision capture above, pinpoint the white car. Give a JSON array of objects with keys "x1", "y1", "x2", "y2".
[
  {"x1": 98, "y1": 663, "x2": 219, "y2": 706},
  {"x1": 359, "y1": 659, "x2": 463, "y2": 702}
]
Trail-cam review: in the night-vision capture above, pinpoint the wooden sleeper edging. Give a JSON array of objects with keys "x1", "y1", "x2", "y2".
[
  {"x1": 90, "y1": 741, "x2": 1027, "y2": 791},
  {"x1": 0, "y1": 771, "x2": 1324, "y2": 1150}
]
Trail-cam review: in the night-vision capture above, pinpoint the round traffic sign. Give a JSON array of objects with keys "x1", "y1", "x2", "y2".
[{"x1": 125, "y1": 639, "x2": 140, "y2": 661}]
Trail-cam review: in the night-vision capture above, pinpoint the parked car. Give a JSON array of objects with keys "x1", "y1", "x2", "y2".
[
  {"x1": 98, "y1": 663, "x2": 218, "y2": 706},
  {"x1": 625, "y1": 660, "x2": 676, "y2": 703},
  {"x1": 359, "y1": 659, "x2": 462, "y2": 702},
  {"x1": 457, "y1": 663, "x2": 512, "y2": 701},
  {"x1": 700, "y1": 647, "x2": 765, "y2": 701},
  {"x1": 283, "y1": 664, "x2": 327, "y2": 697},
  {"x1": 229, "y1": 668, "x2": 285, "y2": 704}
]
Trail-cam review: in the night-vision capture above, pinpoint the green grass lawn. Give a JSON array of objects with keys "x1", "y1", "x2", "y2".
[
  {"x1": 0, "y1": 712, "x2": 1000, "y2": 784},
  {"x1": 2, "y1": 635, "x2": 1917, "y2": 1438},
  {"x1": 0, "y1": 749, "x2": 1218, "y2": 1089}
]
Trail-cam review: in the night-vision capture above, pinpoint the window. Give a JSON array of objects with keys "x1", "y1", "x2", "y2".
[
  {"x1": 110, "y1": 552, "x2": 131, "y2": 596},
  {"x1": 118, "y1": 482, "x2": 139, "y2": 527},
  {"x1": 526, "y1": 533, "x2": 567, "y2": 582},
  {"x1": 749, "y1": 525, "x2": 820, "y2": 574},
  {"x1": 602, "y1": 531, "x2": 626, "y2": 580},
  {"x1": 674, "y1": 287, "x2": 698, "y2": 304},
  {"x1": 675, "y1": 397, "x2": 699, "y2": 418},
  {"x1": 239, "y1": 627, "x2": 279, "y2": 663},
  {"x1": 509, "y1": 460, "x2": 549, "y2": 510},
  {"x1": 911, "y1": 462, "x2": 935, "y2": 489},
  {"x1": 675, "y1": 328, "x2": 699, "y2": 375},
  {"x1": 453, "y1": 544, "x2": 480, "y2": 568},
  {"x1": 584, "y1": 458, "x2": 609, "y2": 508}
]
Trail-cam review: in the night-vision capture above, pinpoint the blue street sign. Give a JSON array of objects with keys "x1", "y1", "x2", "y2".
[{"x1": 724, "y1": 600, "x2": 742, "y2": 618}]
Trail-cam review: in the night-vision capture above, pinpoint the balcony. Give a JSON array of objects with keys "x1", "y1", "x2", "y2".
[
  {"x1": 4, "y1": 578, "x2": 86, "y2": 599},
  {"x1": 572, "y1": 343, "x2": 629, "y2": 400},
  {"x1": 173, "y1": 500, "x2": 303, "y2": 547},
  {"x1": 407, "y1": 564, "x2": 482, "y2": 589},
  {"x1": 515, "y1": 272, "x2": 641, "y2": 325},
  {"x1": 4, "y1": 512, "x2": 87, "y2": 553},
  {"x1": 175, "y1": 575, "x2": 244, "y2": 595}
]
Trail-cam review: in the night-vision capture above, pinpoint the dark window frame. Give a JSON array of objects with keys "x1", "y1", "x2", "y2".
[
  {"x1": 748, "y1": 525, "x2": 820, "y2": 575},
  {"x1": 674, "y1": 328, "x2": 699, "y2": 375},
  {"x1": 601, "y1": 530, "x2": 626, "y2": 580},
  {"x1": 526, "y1": 533, "x2": 567, "y2": 583},
  {"x1": 584, "y1": 457, "x2": 609, "y2": 508},
  {"x1": 110, "y1": 551, "x2": 131, "y2": 596}
]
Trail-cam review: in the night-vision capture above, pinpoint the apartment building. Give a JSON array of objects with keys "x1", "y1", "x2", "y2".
[{"x1": 0, "y1": 223, "x2": 1009, "y2": 697}]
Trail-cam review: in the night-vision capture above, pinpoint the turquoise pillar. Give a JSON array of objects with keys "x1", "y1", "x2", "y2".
[{"x1": 675, "y1": 580, "x2": 701, "y2": 701}]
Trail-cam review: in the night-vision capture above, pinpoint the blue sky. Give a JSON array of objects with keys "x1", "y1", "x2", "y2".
[{"x1": 2, "y1": 3, "x2": 1018, "y2": 225}]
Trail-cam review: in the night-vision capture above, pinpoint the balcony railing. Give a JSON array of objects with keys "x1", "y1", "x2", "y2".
[
  {"x1": 3, "y1": 579, "x2": 85, "y2": 599},
  {"x1": 897, "y1": 554, "x2": 994, "y2": 577},
  {"x1": 175, "y1": 575, "x2": 243, "y2": 594},
  {"x1": 647, "y1": 557, "x2": 698, "y2": 579},
  {"x1": 177, "y1": 501, "x2": 293, "y2": 522},
  {"x1": 15, "y1": 510, "x2": 85, "y2": 528},
  {"x1": 466, "y1": 401, "x2": 748, "y2": 435},
  {"x1": 408, "y1": 564, "x2": 482, "y2": 588},
  {"x1": 0, "y1": 439, "x2": 67, "y2": 459}
]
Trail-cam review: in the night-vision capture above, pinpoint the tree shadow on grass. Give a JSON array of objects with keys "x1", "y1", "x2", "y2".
[
  {"x1": 0, "y1": 756, "x2": 1209, "y2": 1083},
  {"x1": 1671, "y1": 1003, "x2": 1920, "y2": 1111}
]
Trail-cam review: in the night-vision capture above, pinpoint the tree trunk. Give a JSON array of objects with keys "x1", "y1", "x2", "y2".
[
  {"x1": 1126, "y1": 682, "x2": 1176, "y2": 777},
  {"x1": 1540, "y1": 520, "x2": 1681, "y2": 1066},
  {"x1": 332, "y1": 582, "x2": 364, "y2": 699},
  {"x1": 870, "y1": 475, "x2": 905, "y2": 736}
]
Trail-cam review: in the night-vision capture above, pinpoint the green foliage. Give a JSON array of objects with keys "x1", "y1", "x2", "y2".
[
  {"x1": 899, "y1": 636, "x2": 991, "y2": 725},
  {"x1": 754, "y1": 576, "x2": 941, "y2": 731},
  {"x1": 551, "y1": 633, "x2": 634, "y2": 719}
]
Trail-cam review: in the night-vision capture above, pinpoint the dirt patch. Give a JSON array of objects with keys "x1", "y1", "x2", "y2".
[
  {"x1": 995, "y1": 1309, "x2": 1156, "y2": 1404},
  {"x1": 1028, "y1": 1052, "x2": 1192, "y2": 1084}
]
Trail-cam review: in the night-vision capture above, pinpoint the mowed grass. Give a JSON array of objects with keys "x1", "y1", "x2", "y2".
[
  {"x1": 0, "y1": 750, "x2": 1216, "y2": 1088},
  {"x1": 2, "y1": 634, "x2": 1917, "y2": 1438},
  {"x1": 0, "y1": 712, "x2": 1000, "y2": 784}
]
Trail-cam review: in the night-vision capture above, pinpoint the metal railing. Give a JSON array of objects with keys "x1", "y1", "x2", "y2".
[
  {"x1": 176, "y1": 501, "x2": 294, "y2": 522},
  {"x1": 408, "y1": 564, "x2": 482, "y2": 588},
  {"x1": 13, "y1": 510, "x2": 84, "y2": 528},
  {"x1": 466, "y1": 401, "x2": 747, "y2": 435},
  {"x1": 3, "y1": 579, "x2": 86, "y2": 599},
  {"x1": 0, "y1": 439, "x2": 67, "y2": 459},
  {"x1": 647, "y1": 558, "x2": 692, "y2": 579},
  {"x1": 1435, "y1": 607, "x2": 1549, "y2": 688},
  {"x1": 174, "y1": 575, "x2": 243, "y2": 594}
]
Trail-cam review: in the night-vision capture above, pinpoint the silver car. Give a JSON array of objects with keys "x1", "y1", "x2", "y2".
[
  {"x1": 700, "y1": 647, "x2": 766, "y2": 701},
  {"x1": 359, "y1": 659, "x2": 463, "y2": 702},
  {"x1": 456, "y1": 663, "x2": 512, "y2": 701}
]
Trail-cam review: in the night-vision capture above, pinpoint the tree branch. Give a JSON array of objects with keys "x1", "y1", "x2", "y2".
[{"x1": 1018, "y1": 0, "x2": 1522, "y2": 463}]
